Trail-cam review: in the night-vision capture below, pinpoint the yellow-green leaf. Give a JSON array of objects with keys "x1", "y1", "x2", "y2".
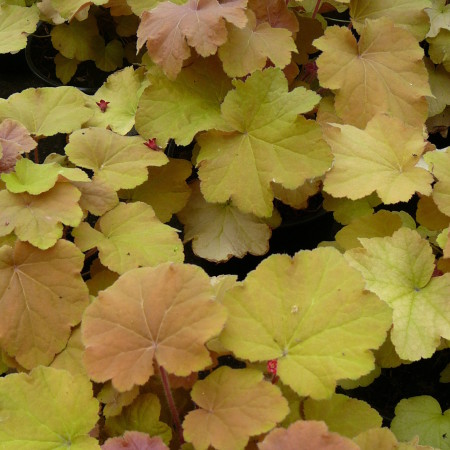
[
  {"x1": 350, "y1": 0, "x2": 432, "y2": 41},
  {"x1": 424, "y1": 148, "x2": 450, "y2": 217},
  {"x1": 220, "y1": 247, "x2": 392, "y2": 398},
  {"x1": 183, "y1": 366, "x2": 289, "y2": 450},
  {"x1": 304, "y1": 393, "x2": 382, "y2": 438},
  {"x1": 135, "y1": 57, "x2": 232, "y2": 146},
  {"x1": 323, "y1": 115, "x2": 434, "y2": 203},
  {"x1": 73, "y1": 202, "x2": 184, "y2": 274},
  {"x1": 0, "y1": 182, "x2": 83, "y2": 249},
  {"x1": 105, "y1": 393, "x2": 172, "y2": 444},
  {"x1": 346, "y1": 228, "x2": 450, "y2": 360},
  {"x1": 0, "y1": 87, "x2": 93, "y2": 136},
  {"x1": 0, "y1": 367, "x2": 99, "y2": 449},
  {"x1": 65, "y1": 128, "x2": 168, "y2": 191},
  {"x1": 86, "y1": 66, "x2": 149, "y2": 135},
  {"x1": 130, "y1": 158, "x2": 192, "y2": 223},
  {"x1": 0, "y1": 4, "x2": 38, "y2": 53},
  {"x1": 197, "y1": 67, "x2": 330, "y2": 217}
]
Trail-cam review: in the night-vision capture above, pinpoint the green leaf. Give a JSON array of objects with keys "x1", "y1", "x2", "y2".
[
  {"x1": 303, "y1": 393, "x2": 382, "y2": 438},
  {"x1": 391, "y1": 396, "x2": 450, "y2": 449},
  {"x1": 135, "y1": 57, "x2": 232, "y2": 146},
  {"x1": 219, "y1": 247, "x2": 392, "y2": 398},
  {"x1": 183, "y1": 366, "x2": 289, "y2": 450},
  {"x1": 73, "y1": 202, "x2": 184, "y2": 274},
  {"x1": 0, "y1": 87, "x2": 93, "y2": 137},
  {"x1": 2, "y1": 158, "x2": 89, "y2": 195},
  {"x1": 346, "y1": 228, "x2": 450, "y2": 361},
  {"x1": 425, "y1": 0, "x2": 450, "y2": 38},
  {"x1": 424, "y1": 148, "x2": 450, "y2": 217},
  {"x1": 65, "y1": 128, "x2": 168, "y2": 191},
  {"x1": 0, "y1": 366, "x2": 99, "y2": 449},
  {"x1": 105, "y1": 393, "x2": 172, "y2": 445},
  {"x1": 0, "y1": 4, "x2": 38, "y2": 53},
  {"x1": 197, "y1": 67, "x2": 330, "y2": 217}
]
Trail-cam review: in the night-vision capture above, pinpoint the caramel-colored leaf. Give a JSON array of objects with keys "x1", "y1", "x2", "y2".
[
  {"x1": 183, "y1": 366, "x2": 289, "y2": 450},
  {"x1": 137, "y1": 0, "x2": 248, "y2": 79},
  {"x1": 258, "y1": 420, "x2": 359, "y2": 450},
  {"x1": 0, "y1": 240, "x2": 89, "y2": 369},
  {"x1": 314, "y1": 19, "x2": 430, "y2": 128},
  {"x1": 82, "y1": 263, "x2": 226, "y2": 391}
]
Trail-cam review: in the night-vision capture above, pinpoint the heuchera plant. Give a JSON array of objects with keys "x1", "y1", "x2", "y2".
[{"x1": 0, "y1": 0, "x2": 449, "y2": 448}]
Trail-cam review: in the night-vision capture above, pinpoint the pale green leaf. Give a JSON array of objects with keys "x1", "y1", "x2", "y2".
[
  {"x1": 391, "y1": 396, "x2": 450, "y2": 449},
  {"x1": 346, "y1": 228, "x2": 450, "y2": 360}
]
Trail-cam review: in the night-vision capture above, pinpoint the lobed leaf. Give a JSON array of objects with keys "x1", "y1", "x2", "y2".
[
  {"x1": 65, "y1": 128, "x2": 168, "y2": 191},
  {"x1": 82, "y1": 263, "x2": 227, "y2": 391},
  {"x1": 220, "y1": 247, "x2": 392, "y2": 398},
  {"x1": 0, "y1": 240, "x2": 89, "y2": 368},
  {"x1": 73, "y1": 201, "x2": 184, "y2": 274},
  {"x1": 346, "y1": 228, "x2": 450, "y2": 360},
  {"x1": 183, "y1": 366, "x2": 289, "y2": 450},
  {"x1": 135, "y1": 57, "x2": 232, "y2": 146},
  {"x1": 105, "y1": 393, "x2": 172, "y2": 444},
  {"x1": 258, "y1": 420, "x2": 359, "y2": 449},
  {"x1": 323, "y1": 115, "x2": 434, "y2": 203},
  {"x1": 0, "y1": 86, "x2": 93, "y2": 136},
  {"x1": 218, "y1": 10, "x2": 296, "y2": 77},
  {"x1": 130, "y1": 158, "x2": 192, "y2": 223},
  {"x1": 137, "y1": 0, "x2": 248, "y2": 79},
  {"x1": 424, "y1": 148, "x2": 450, "y2": 217},
  {"x1": 178, "y1": 181, "x2": 271, "y2": 261},
  {"x1": 0, "y1": 119, "x2": 36, "y2": 174},
  {"x1": 350, "y1": 0, "x2": 432, "y2": 40},
  {"x1": 0, "y1": 182, "x2": 83, "y2": 249},
  {"x1": 0, "y1": 4, "x2": 39, "y2": 53},
  {"x1": 86, "y1": 66, "x2": 149, "y2": 135},
  {"x1": 102, "y1": 432, "x2": 169, "y2": 450},
  {"x1": 0, "y1": 367, "x2": 99, "y2": 449},
  {"x1": 303, "y1": 393, "x2": 382, "y2": 438},
  {"x1": 391, "y1": 396, "x2": 450, "y2": 449},
  {"x1": 314, "y1": 19, "x2": 431, "y2": 128},
  {"x1": 197, "y1": 67, "x2": 330, "y2": 217}
]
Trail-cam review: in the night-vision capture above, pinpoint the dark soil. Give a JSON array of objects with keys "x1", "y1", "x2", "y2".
[{"x1": 1, "y1": 49, "x2": 448, "y2": 430}]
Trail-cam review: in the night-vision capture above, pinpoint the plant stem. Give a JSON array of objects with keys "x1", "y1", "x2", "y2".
[
  {"x1": 311, "y1": 0, "x2": 322, "y2": 19},
  {"x1": 159, "y1": 364, "x2": 185, "y2": 445},
  {"x1": 34, "y1": 147, "x2": 39, "y2": 163}
]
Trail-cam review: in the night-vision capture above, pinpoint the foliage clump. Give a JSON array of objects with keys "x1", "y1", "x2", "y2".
[{"x1": 0, "y1": 0, "x2": 449, "y2": 448}]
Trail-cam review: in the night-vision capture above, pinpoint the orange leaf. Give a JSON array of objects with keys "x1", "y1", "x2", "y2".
[
  {"x1": 0, "y1": 240, "x2": 89, "y2": 369},
  {"x1": 82, "y1": 263, "x2": 226, "y2": 391}
]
